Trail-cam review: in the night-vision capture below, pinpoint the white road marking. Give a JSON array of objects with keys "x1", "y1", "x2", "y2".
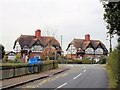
[
  {"x1": 83, "y1": 66, "x2": 85, "y2": 69},
  {"x1": 73, "y1": 73, "x2": 82, "y2": 80},
  {"x1": 57, "y1": 82, "x2": 67, "y2": 88},
  {"x1": 83, "y1": 69, "x2": 86, "y2": 72}
]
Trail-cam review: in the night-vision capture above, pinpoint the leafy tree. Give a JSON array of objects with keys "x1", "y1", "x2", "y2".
[
  {"x1": 103, "y1": 1, "x2": 120, "y2": 87},
  {"x1": 0, "y1": 44, "x2": 5, "y2": 59},
  {"x1": 103, "y1": 2, "x2": 120, "y2": 36},
  {"x1": 41, "y1": 45, "x2": 56, "y2": 60}
]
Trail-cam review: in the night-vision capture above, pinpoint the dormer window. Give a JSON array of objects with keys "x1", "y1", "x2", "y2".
[
  {"x1": 31, "y1": 45, "x2": 43, "y2": 52},
  {"x1": 24, "y1": 45, "x2": 28, "y2": 49},
  {"x1": 85, "y1": 48, "x2": 94, "y2": 54},
  {"x1": 95, "y1": 48, "x2": 103, "y2": 54}
]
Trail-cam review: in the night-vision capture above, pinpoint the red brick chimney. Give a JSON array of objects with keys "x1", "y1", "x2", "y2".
[
  {"x1": 35, "y1": 29, "x2": 41, "y2": 38},
  {"x1": 85, "y1": 34, "x2": 90, "y2": 41}
]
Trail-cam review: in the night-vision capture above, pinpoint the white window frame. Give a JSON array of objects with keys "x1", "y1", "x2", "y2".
[
  {"x1": 31, "y1": 45, "x2": 43, "y2": 52},
  {"x1": 95, "y1": 48, "x2": 103, "y2": 54},
  {"x1": 85, "y1": 48, "x2": 94, "y2": 54}
]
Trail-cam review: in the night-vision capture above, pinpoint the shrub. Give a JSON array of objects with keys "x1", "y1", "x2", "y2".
[
  {"x1": 0, "y1": 44, "x2": 5, "y2": 59},
  {"x1": 107, "y1": 49, "x2": 118, "y2": 88},
  {"x1": 82, "y1": 59, "x2": 93, "y2": 64},
  {"x1": 2, "y1": 54, "x2": 8, "y2": 63},
  {"x1": 74, "y1": 60, "x2": 82, "y2": 64},
  {"x1": 67, "y1": 60, "x2": 73, "y2": 64},
  {"x1": 117, "y1": 41, "x2": 120, "y2": 87},
  {"x1": 99, "y1": 55, "x2": 107, "y2": 64},
  {"x1": 15, "y1": 53, "x2": 21, "y2": 62}
]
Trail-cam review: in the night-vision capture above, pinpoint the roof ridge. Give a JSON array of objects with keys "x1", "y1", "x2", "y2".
[
  {"x1": 41, "y1": 36, "x2": 53, "y2": 38},
  {"x1": 20, "y1": 34, "x2": 35, "y2": 37}
]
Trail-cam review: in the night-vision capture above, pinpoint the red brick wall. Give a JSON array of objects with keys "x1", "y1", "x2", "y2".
[
  {"x1": 66, "y1": 54, "x2": 76, "y2": 59},
  {"x1": 85, "y1": 34, "x2": 90, "y2": 41},
  {"x1": 35, "y1": 29, "x2": 41, "y2": 38}
]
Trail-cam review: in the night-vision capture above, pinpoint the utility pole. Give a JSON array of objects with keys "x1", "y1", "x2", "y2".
[
  {"x1": 106, "y1": 33, "x2": 113, "y2": 53},
  {"x1": 109, "y1": 33, "x2": 112, "y2": 52},
  {"x1": 61, "y1": 35, "x2": 62, "y2": 50}
]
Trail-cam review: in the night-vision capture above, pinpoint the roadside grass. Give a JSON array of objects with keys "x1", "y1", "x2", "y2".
[{"x1": 101, "y1": 64, "x2": 106, "y2": 69}]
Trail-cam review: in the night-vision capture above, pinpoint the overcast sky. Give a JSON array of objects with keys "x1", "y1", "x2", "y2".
[{"x1": 0, "y1": 0, "x2": 118, "y2": 53}]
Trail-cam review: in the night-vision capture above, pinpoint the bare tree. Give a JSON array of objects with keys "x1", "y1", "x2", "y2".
[{"x1": 44, "y1": 25, "x2": 58, "y2": 38}]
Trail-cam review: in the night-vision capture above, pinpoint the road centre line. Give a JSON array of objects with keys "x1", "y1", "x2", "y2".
[
  {"x1": 83, "y1": 66, "x2": 85, "y2": 69},
  {"x1": 57, "y1": 82, "x2": 67, "y2": 89},
  {"x1": 83, "y1": 69, "x2": 86, "y2": 72},
  {"x1": 73, "y1": 73, "x2": 82, "y2": 80}
]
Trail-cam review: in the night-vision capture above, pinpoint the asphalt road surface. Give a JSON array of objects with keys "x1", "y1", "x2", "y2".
[{"x1": 17, "y1": 64, "x2": 108, "y2": 89}]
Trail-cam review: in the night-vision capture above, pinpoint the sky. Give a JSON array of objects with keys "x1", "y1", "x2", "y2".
[{"x1": 0, "y1": 0, "x2": 118, "y2": 53}]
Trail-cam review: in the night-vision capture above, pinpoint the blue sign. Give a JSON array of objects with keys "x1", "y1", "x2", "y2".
[{"x1": 28, "y1": 57, "x2": 40, "y2": 65}]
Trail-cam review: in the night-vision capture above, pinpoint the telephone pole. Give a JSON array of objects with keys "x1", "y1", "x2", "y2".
[{"x1": 61, "y1": 35, "x2": 62, "y2": 50}]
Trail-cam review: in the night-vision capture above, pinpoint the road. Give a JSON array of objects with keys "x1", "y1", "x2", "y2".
[{"x1": 17, "y1": 64, "x2": 108, "y2": 89}]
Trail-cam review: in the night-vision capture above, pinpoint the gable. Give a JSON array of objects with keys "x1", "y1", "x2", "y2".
[
  {"x1": 95, "y1": 48, "x2": 103, "y2": 54},
  {"x1": 14, "y1": 42, "x2": 21, "y2": 52},
  {"x1": 85, "y1": 48, "x2": 94, "y2": 54},
  {"x1": 86, "y1": 42, "x2": 94, "y2": 49},
  {"x1": 32, "y1": 40, "x2": 43, "y2": 46},
  {"x1": 67, "y1": 44, "x2": 77, "y2": 54},
  {"x1": 13, "y1": 35, "x2": 36, "y2": 49}
]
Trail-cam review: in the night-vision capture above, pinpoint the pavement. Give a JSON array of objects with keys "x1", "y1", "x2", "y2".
[{"x1": 1, "y1": 67, "x2": 70, "y2": 90}]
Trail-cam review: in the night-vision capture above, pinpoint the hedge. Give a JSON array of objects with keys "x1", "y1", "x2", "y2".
[{"x1": 107, "y1": 50, "x2": 118, "y2": 88}]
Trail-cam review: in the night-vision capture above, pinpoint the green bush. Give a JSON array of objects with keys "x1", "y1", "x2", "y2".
[
  {"x1": 82, "y1": 59, "x2": 93, "y2": 64},
  {"x1": 99, "y1": 55, "x2": 107, "y2": 64},
  {"x1": 117, "y1": 41, "x2": 120, "y2": 88},
  {"x1": 74, "y1": 60, "x2": 82, "y2": 64},
  {"x1": 107, "y1": 49, "x2": 118, "y2": 88},
  {"x1": 66, "y1": 59, "x2": 94, "y2": 64},
  {"x1": 67, "y1": 60, "x2": 73, "y2": 64}
]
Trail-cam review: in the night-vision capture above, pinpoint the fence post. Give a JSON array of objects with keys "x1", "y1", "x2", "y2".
[{"x1": 13, "y1": 66, "x2": 15, "y2": 77}]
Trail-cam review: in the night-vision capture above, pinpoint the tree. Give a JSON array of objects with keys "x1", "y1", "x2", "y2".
[
  {"x1": 103, "y1": 2, "x2": 120, "y2": 36},
  {"x1": 103, "y1": 1, "x2": 120, "y2": 87},
  {"x1": 0, "y1": 44, "x2": 5, "y2": 59},
  {"x1": 43, "y1": 25, "x2": 58, "y2": 37},
  {"x1": 41, "y1": 45, "x2": 56, "y2": 60}
]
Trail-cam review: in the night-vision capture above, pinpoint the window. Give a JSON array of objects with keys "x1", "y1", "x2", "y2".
[
  {"x1": 95, "y1": 48, "x2": 103, "y2": 54},
  {"x1": 85, "y1": 48, "x2": 94, "y2": 54},
  {"x1": 31, "y1": 45, "x2": 43, "y2": 52}
]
